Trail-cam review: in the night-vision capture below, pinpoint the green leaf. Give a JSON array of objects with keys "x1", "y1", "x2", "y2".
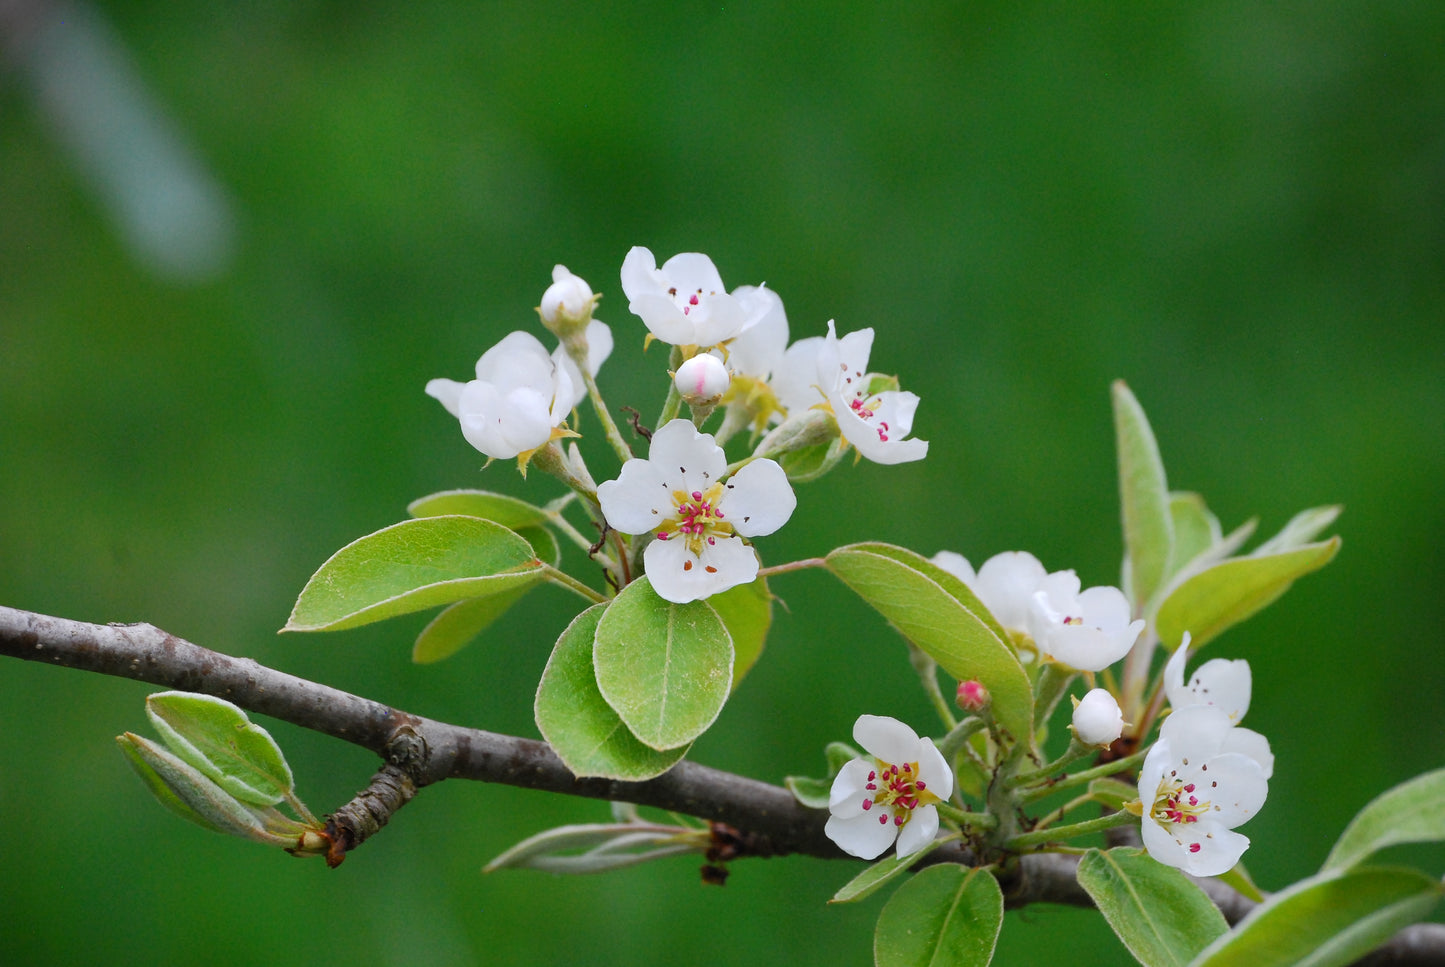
[
  {"x1": 874, "y1": 864, "x2": 1004, "y2": 967},
  {"x1": 707, "y1": 576, "x2": 772, "y2": 687},
  {"x1": 1087, "y1": 777, "x2": 1140, "y2": 812},
  {"x1": 1113, "y1": 380, "x2": 1174, "y2": 612},
  {"x1": 1077, "y1": 847, "x2": 1228, "y2": 967},
  {"x1": 412, "y1": 587, "x2": 532, "y2": 663},
  {"x1": 825, "y1": 543, "x2": 1031, "y2": 746},
  {"x1": 116, "y1": 733, "x2": 277, "y2": 844},
  {"x1": 1167, "y1": 492, "x2": 1220, "y2": 577},
  {"x1": 145, "y1": 692, "x2": 294, "y2": 806},
  {"x1": 831, "y1": 839, "x2": 949, "y2": 904},
  {"x1": 536, "y1": 602, "x2": 691, "y2": 778},
  {"x1": 779, "y1": 438, "x2": 848, "y2": 482},
  {"x1": 1189, "y1": 867, "x2": 1442, "y2": 967},
  {"x1": 484, "y1": 822, "x2": 697, "y2": 874},
  {"x1": 515, "y1": 524, "x2": 562, "y2": 567},
  {"x1": 407, "y1": 489, "x2": 551, "y2": 529},
  {"x1": 1155, "y1": 538, "x2": 1341, "y2": 649},
  {"x1": 1251, "y1": 505, "x2": 1342, "y2": 557},
  {"x1": 592, "y1": 578, "x2": 734, "y2": 751},
  {"x1": 284, "y1": 515, "x2": 544, "y2": 632},
  {"x1": 784, "y1": 775, "x2": 832, "y2": 809},
  {"x1": 1322, "y1": 767, "x2": 1445, "y2": 873},
  {"x1": 1215, "y1": 861, "x2": 1266, "y2": 904}
]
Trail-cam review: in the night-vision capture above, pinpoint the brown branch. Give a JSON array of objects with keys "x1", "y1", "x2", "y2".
[{"x1": 2, "y1": 604, "x2": 1443, "y2": 965}]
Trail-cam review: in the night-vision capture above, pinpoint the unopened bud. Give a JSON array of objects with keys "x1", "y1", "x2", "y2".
[
  {"x1": 539, "y1": 264, "x2": 598, "y2": 337},
  {"x1": 673, "y1": 353, "x2": 730, "y2": 406},
  {"x1": 1070, "y1": 688, "x2": 1125, "y2": 747},
  {"x1": 956, "y1": 679, "x2": 990, "y2": 712}
]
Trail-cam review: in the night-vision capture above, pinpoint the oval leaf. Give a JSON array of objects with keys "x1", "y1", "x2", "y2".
[
  {"x1": 825, "y1": 543, "x2": 1031, "y2": 746},
  {"x1": 284, "y1": 515, "x2": 544, "y2": 632},
  {"x1": 116, "y1": 733, "x2": 275, "y2": 844},
  {"x1": 1114, "y1": 380, "x2": 1174, "y2": 611},
  {"x1": 1155, "y1": 538, "x2": 1341, "y2": 650},
  {"x1": 592, "y1": 577, "x2": 733, "y2": 751},
  {"x1": 407, "y1": 489, "x2": 551, "y2": 529},
  {"x1": 706, "y1": 576, "x2": 772, "y2": 688},
  {"x1": 1322, "y1": 767, "x2": 1445, "y2": 873},
  {"x1": 537, "y1": 602, "x2": 692, "y2": 778},
  {"x1": 1190, "y1": 867, "x2": 1443, "y2": 967},
  {"x1": 874, "y1": 864, "x2": 1004, "y2": 967},
  {"x1": 1078, "y1": 847, "x2": 1227, "y2": 967},
  {"x1": 412, "y1": 587, "x2": 532, "y2": 664},
  {"x1": 146, "y1": 692, "x2": 293, "y2": 806},
  {"x1": 831, "y1": 838, "x2": 949, "y2": 904}
]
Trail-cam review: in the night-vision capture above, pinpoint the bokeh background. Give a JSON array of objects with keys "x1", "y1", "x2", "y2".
[{"x1": 2, "y1": 2, "x2": 1443, "y2": 964}]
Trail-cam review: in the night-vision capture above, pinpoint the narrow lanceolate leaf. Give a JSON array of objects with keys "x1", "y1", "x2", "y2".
[
  {"x1": 826, "y1": 543, "x2": 1031, "y2": 746},
  {"x1": 1189, "y1": 867, "x2": 1443, "y2": 967},
  {"x1": 830, "y1": 839, "x2": 948, "y2": 904},
  {"x1": 592, "y1": 578, "x2": 733, "y2": 751},
  {"x1": 1154, "y1": 538, "x2": 1340, "y2": 650},
  {"x1": 117, "y1": 733, "x2": 275, "y2": 844},
  {"x1": 407, "y1": 489, "x2": 551, "y2": 529},
  {"x1": 145, "y1": 692, "x2": 293, "y2": 806},
  {"x1": 284, "y1": 515, "x2": 544, "y2": 632},
  {"x1": 1322, "y1": 767, "x2": 1445, "y2": 873},
  {"x1": 1078, "y1": 847, "x2": 1228, "y2": 967},
  {"x1": 706, "y1": 576, "x2": 772, "y2": 688},
  {"x1": 1113, "y1": 380, "x2": 1174, "y2": 612},
  {"x1": 412, "y1": 587, "x2": 533, "y2": 663},
  {"x1": 874, "y1": 864, "x2": 1004, "y2": 967},
  {"x1": 1251, "y1": 505, "x2": 1342, "y2": 557},
  {"x1": 535, "y1": 603, "x2": 691, "y2": 780},
  {"x1": 1167, "y1": 492, "x2": 1221, "y2": 578}
]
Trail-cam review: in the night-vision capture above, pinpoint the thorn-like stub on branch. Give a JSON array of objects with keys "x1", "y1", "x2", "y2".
[{"x1": 323, "y1": 763, "x2": 418, "y2": 868}]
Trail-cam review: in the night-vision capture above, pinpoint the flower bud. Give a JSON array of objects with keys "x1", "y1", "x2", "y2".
[
  {"x1": 673, "y1": 353, "x2": 730, "y2": 406},
  {"x1": 956, "y1": 679, "x2": 990, "y2": 712},
  {"x1": 1070, "y1": 688, "x2": 1124, "y2": 747},
  {"x1": 539, "y1": 264, "x2": 598, "y2": 337}
]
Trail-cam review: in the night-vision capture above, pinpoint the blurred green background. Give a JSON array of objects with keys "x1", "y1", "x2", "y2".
[{"x1": 2, "y1": 2, "x2": 1442, "y2": 964}]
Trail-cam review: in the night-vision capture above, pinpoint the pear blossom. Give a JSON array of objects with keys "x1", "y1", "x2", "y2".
[
  {"x1": 1138, "y1": 704, "x2": 1269, "y2": 877},
  {"x1": 1071, "y1": 688, "x2": 1125, "y2": 747},
  {"x1": 824, "y1": 715, "x2": 954, "y2": 860},
  {"x1": 933, "y1": 550, "x2": 1052, "y2": 637},
  {"x1": 621, "y1": 247, "x2": 773, "y2": 348},
  {"x1": 816, "y1": 320, "x2": 927, "y2": 464},
  {"x1": 673, "y1": 352, "x2": 730, "y2": 406},
  {"x1": 538, "y1": 264, "x2": 598, "y2": 336},
  {"x1": 427, "y1": 330, "x2": 585, "y2": 460},
  {"x1": 596, "y1": 419, "x2": 796, "y2": 603},
  {"x1": 1164, "y1": 633, "x2": 1273, "y2": 778},
  {"x1": 1027, "y1": 572, "x2": 1144, "y2": 672}
]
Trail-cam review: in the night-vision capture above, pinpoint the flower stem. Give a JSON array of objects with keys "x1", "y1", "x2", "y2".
[
  {"x1": 575, "y1": 361, "x2": 634, "y2": 467},
  {"x1": 936, "y1": 802, "x2": 996, "y2": 830},
  {"x1": 909, "y1": 644, "x2": 957, "y2": 732},
  {"x1": 1016, "y1": 747, "x2": 1149, "y2": 805},
  {"x1": 1008, "y1": 738, "x2": 1095, "y2": 789},
  {"x1": 754, "y1": 557, "x2": 827, "y2": 579},
  {"x1": 936, "y1": 716, "x2": 986, "y2": 763},
  {"x1": 1033, "y1": 662, "x2": 1077, "y2": 732},
  {"x1": 1004, "y1": 809, "x2": 1136, "y2": 850},
  {"x1": 654, "y1": 346, "x2": 686, "y2": 429}
]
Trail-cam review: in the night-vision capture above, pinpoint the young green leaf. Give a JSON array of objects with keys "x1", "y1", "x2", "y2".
[
  {"x1": 412, "y1": 588, "x2": 533, "y2": 663},
  {"x1": 592, "y1": 578, "x2": 734, "y2": 751},
  {"x1": 825, "y1": 542, "x2": 1031, "y2": 746},
  {"x1": 1322, "y1": 767, "x2": 1445, "y2": 873},
  {"x1": 830, "y1": 839, "x2": 949, "y2": 904},
  {"x1": 706, "y1": 576, "x2": 772, "y2": 688},
  {"x1": 873, "y1": 864, "x2": 1004, "y2": 967},
  {"x1": 145, "y1": 692, "x2": 293, "y2": 806},
  {"x1": 117, "y1": 733, "x2": 278, "y2": 844},
  {"x1": 783, "y1": 775, "x2": 832, "y2": 809},
  {"x1": 1113, "y1": 380, "x2": 1174, "y2": 612},
  {"x1": 536, "y1": 602, "x2": 691, "y2": 779},
  {"x1": 1077, "y1": 847, "x2": 1228, "y2": 967},
  {"x1": 1154, "y1": 538, "x2": 1341, "y2": 650},
  {"x1": 1167, "y1": 492, "x2": 1221, "y2": 577},
  {"x1": 284, "y1": 515, "x2": 544, "y2": 632},
  {"x1": 1251, "y1": 505, "x2": 1342, "y2": 558},
  {"x1": 407, "y1": 489, "x2": 552, "y2": 529},
  {"x1": 1190, "y1": 867, "x2": 1443, "y2": 967}
]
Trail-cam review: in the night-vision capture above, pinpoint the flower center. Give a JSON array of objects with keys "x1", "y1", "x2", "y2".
[
  {"x1": 1150, "y1": 772, "x2": 1215, "y2": 853},
  {"x1": 860, "y1": 758, "x2": 940, "y2": 828},
  {"x1": 655, "y1": 482, "x2": 734, "y2": 564}
]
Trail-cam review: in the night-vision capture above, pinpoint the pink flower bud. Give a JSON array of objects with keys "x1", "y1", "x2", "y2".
[{"x1": 956, "y1": 679, "x2": 990, "y2": 712}]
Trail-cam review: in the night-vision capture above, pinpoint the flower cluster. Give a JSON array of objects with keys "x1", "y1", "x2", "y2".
[
  {"x1": 932, "y1": 549, "x2": 1144, "y2": 671},
  {"x1": 824, "y1": 715, "x2": 953, "y2": 860},
  {"x1": 1136, "y1": 635, "x2": 1272, "y2": 876}
]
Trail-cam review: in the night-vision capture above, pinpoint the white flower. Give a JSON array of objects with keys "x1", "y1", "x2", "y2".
[
  {"x1": 1027, "y1": 573, "x2": 1144, "y2": 672},
  {"x1": 816, "y1": 320, "x2": 927, "y2": 464},
  {"x1": 596, "y1": 420, "x2": 796, "y2": 603},
  {"x1": 538, "y1": 264, "x2": 598, "y2": 335},
  {"x1": 769, "y1": 336, "x2": 827, "y2": 414},
  {"x1": 673, "y1": 352, "x2": 730, "y2": 406},
  {"x1": 933, "y1": 550, "x2": 1050, "y2": 635},
  {"x1": 1071, "y1": 688, "x2": 1125, "y2": 747},
  {"x1": 426, "y1": 331, "x2": 576, "y2": 460},
  {"x1": 824, "y1": 714, "x2": 954, "y2": 860},
  {"x1": 1138, "y1": 704, "x2": 1269, "y2": 877},
  {"x1": 621, "y1": 247, "x2": 769, "y2": 347},
  {"x1": 1164, "y1": 633, "x2": 1273, "y2": 778},
  {"x1": 723, "y1": 285, "x2": 789, "y2": 381}
]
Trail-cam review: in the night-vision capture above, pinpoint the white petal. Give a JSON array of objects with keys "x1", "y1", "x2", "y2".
[
  {"x1": 1141, "y1": 813, "x2": 1249, "y2": 877},
  {"x1": 1180, "y1": 658, "x2": 1253, "y2": 724},
  {"x1": 455, "y1": 381, "x2": 553, "y2": 459},
  {"x1": 1221, "y1": 727, "x2": 1273, "y2": 780},
  {"x1": 1072, "y1": 688, "x2": 1125, "y2": 746},
  {"x1": 772, "y1": 336, "x2": 826, "y2": 413},
  {"x1": 726, "y1": 285, "x2": 788, "y2": 378},
  {"x1": 659, "y1": 251, "x2": 727, "y2": 298},
  {"x1": 647, "y1": 420, "x2": 729, "y2": 495},
  {"x1": 425, "y1": 378, "x2": 464, "y2": 418},
  {"x1": 975, "y1": 552, "x2": 1047, "y2": 631},
  {"x1": 895, "y1": 804, "x2": 939, "y2": 858},
  {"x1": 1196, "y1": 753, "x2": 1268, "y2": 826},
  {"x1": 915, "y1": 737, "x2": 954, "y2": 801},
  {"x1": 475, "y1": 331, "x2": 554, "y2": 390},
  {"x1": 1159, "y1": 704, "x2": 1236, "y2": 762},
  {"x1": 824, "y1": 808, "x2": 898, "y2": 860},
  {"x1": 931, "y1": 551, "x2": 977, "y2": 587},
  {"x1": 643, "y1": 534, "x2": 757, "y2": 603},
  {"x1": 1163, "y1": 635, "x2": 1192, "y2": 706},
  {"x1": 853, "y1": 714, "x2": 921, "y2": 766},
  {"x1": 827, "y1": 759, "x2": 874, "y2": 815},
  {"x1": 597, "y1": 462, "x2": 671, "y2": 535},
  {"x1": 719, "y1": 459, "x2": 796, "y2": 537}
]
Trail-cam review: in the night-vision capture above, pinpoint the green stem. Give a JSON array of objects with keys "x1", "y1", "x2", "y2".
[
  {"x1": 909, "y1": 644, "x2": 957, "y2": 733},
  {"x1": 654, "y1": 346, "x2": 685, "y2": 430},
  {"x1": 575, "y1": 360, "x2": 634, "y2": 467},
  {"x1": 1004, "y1": 809, "x2": 1136, "y2": 850},
  {"x1": 1017, "y1": 747, "x2": 1149, "y2": 805},
  {"x1": 936, "y1": 716, "x2": 986, "y2": 763},
  {"x1": 754, "y1": 557, "x2": 827, "y2": 579},
  {"x1": 541, "y1": 565, "x2": 608, "y2": 605},
  {"x1": 1033, "y1": 662, "x2": 1077, "y2": 732},
  {"x1": 936, "y1": 802, "x2": 996, "y2": 830},
  {"x1": 1008, "y1": 738, "x2": 1094, "y2": 789}
]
